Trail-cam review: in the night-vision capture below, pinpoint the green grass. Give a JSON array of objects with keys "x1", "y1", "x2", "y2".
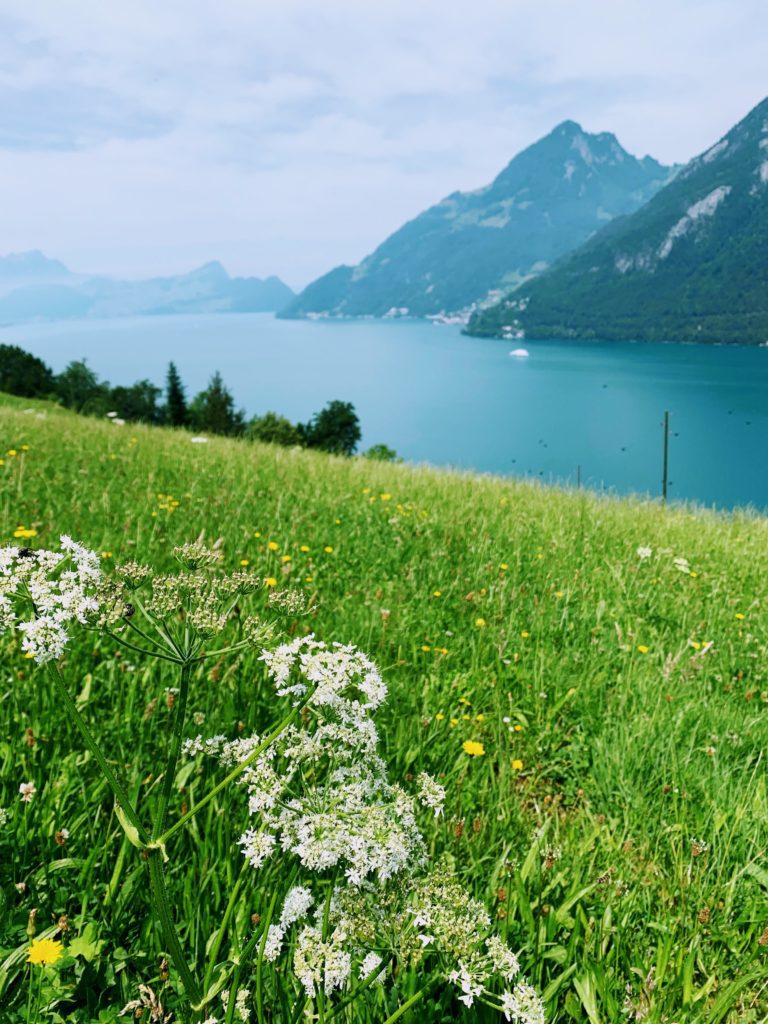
[{"x1": 1, "y1": 392, "x2": 767, "y2": 1022}]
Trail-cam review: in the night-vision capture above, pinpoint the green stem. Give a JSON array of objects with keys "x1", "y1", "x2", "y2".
[
  {"x1": 381, "y1": 986, "x2": 428, "y2": 1024},
  {"x1": 325, "y1": 955, "x2": 394, "y2": 1020},
  {"x1": 107, "y1": 630, "x2": 181, "y2": 665},
  {"x1": 148, "y1": 850, "x2": 202, "y2": 1011},
  {"x1": 46, "y1": 662, "x2": 149, "y2": 845},
  {"x1": 255, "y1": 888, "x2": 280, "y2": 1024},
  {"x1": 156, "y1": 693, "x2": 313, "y2": 848},
  {"x1": 203, "y1": 860, "x2": 248, "y2": 993},
  {"x1": 153, "y1": 660, "x2": 192, "y2": 837}
]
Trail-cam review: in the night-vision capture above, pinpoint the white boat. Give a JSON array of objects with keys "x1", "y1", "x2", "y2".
[{"x1": 509, "y1": 348, "x2": 530, "y2": 358}]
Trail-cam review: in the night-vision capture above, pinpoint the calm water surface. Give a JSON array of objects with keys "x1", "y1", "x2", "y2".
[{"x1": 4, "y1": 313, "x2": 767, "y2": 511}]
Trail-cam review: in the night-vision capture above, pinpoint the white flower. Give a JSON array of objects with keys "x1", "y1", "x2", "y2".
[
  {"x1": 190, "y1": 436, "x2": 209, "y2": 444},
  {"x1": 416, "y1": 772, "x2": 445, "y2": 817},
  {"x1": 358, "y1": 951, "x2": 385, "y2": 983},
  {"x1": 673, "y1": 556, "x2": 691, "y2": 573},
  {"x1": 238, "y1": 828, "x2": 276, "y2": 868},
  {"x1": 501, "y1": 980, "x2": 545, "y2": 1023},
  {"x1": 636, "y1": 546, "x2": 652, "y2": 560},
  {"x1": 19, "y1": 781, "x2": 36, "y2": 803}
]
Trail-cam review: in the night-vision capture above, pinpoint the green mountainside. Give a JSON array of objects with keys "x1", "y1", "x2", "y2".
[
  {"x1": 468, "y1": 97, "x2": 768, "y2": 344},
  {"x1": 279, "y1": 122, "x2": 674, "y2": 319}
]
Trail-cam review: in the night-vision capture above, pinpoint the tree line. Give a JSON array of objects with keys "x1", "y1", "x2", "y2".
[{"x1": 0, "y1": 343, "x2": 398, "y2": 459}]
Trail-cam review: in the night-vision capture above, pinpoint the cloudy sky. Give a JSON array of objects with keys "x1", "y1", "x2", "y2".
[{"x1": 1, "y1": 0, "x2": 766, "y2": 288}]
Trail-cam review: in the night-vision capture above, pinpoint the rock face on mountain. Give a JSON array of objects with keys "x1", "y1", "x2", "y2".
[
  {"x1": 0, "y1": 254, "x2": 294, "y2": 322},
  {"x1": 279, "y1": 121, "x2": 675, "y2": 320},
  {"x1": 468, "y1": 97, "x2": 768, "y2": 344}
]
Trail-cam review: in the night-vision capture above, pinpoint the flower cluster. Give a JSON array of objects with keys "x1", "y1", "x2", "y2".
[
  {"x1": 187, "y1": 637, "x2": 542, "y2": 1019},
  {"x1": 0, "y1": 536, "x2": 102, "y2": 662}
]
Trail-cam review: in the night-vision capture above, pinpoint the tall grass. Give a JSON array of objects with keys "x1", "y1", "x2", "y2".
[{"x1": 1, "y1": 393, "x2": 766, "y2": 1022}]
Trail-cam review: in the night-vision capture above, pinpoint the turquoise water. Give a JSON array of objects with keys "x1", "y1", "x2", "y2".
[{"x1": 4, "y1": 313, "x2": 767, "y2": 511}]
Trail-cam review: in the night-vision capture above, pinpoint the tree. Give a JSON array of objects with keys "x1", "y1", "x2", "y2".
[
  {"x1": 300, "y1": 400, "x2": 361, "y2": 456},
  {"x1": 55, "y1": 359, "x2": 111, "y2": 414},
  {"x1": 189, "y1": 371, "x2": 246, "y2": 436},
  {"x1": 247, "y1": 411, "x2": 302, "y2": 447},
  {"x1": 109, "y1": 380, "x2": 162, "y2": 423},
  {"x1": 363, "y1": 443, "x2": 399, "y2": 462},
  {"x1": 165, "y1": 362, "x2": 188, "y2": 427},
  {"x1": 0, "y1": 344, "x2": 55, "y2": 399}
]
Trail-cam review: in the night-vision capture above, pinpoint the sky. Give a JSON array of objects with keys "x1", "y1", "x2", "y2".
[{"x1": 0, "y1": 0, "x2": 766, "y2": 290}]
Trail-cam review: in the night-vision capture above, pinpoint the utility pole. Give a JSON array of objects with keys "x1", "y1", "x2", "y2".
[{"x1": 661, "y1": 411, "x2": 670, "y2": 502}]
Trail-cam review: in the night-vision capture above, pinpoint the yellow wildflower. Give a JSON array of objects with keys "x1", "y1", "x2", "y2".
[
  {"x1": 500, "y1": 563, "x2": 508, "y2": 570},
  {"x1": 267, "y1": 541, "x2": 279, "y2": 551},
  {"x1": 432, "y1": 590, "x2": 442, "y2": 597},
  {"x1": 735, "y1": 612, "x2": 745, "y2": 620},
  {"x1": 380, "y1": 493, "x2": 392, "y2": 501},
  {"x1": 324, "y1": 546, "x2": 334, "y2": 553},
  {"x1": 521, "y1": 631, "x2": 530, "y2": 639},
  {"x1": 240, "y1": 559, "x2": 249, "y2": 567},
  {"x1": 300, "y1": 545, "x2": 310, "y2": 552},
  {"x1": 511, "y1": 759, "x2": 524, "y2": 771},
  {"x1": 27, "y1": 938, "x2": 64, "y2": 966},
  {"x1": 435, "y1": 713, "x2": 445, "y2": 721},
  {"x1": 421, "y1": 645, "x2": 431, "y2": 652},
  {"x1": 463, "y1": 740, "x2": 485, "y2": 757},
  {"x1": 637, "y1": 644, "x2": 649, "y2": 654},
  {"x1": 265, "y1": 577, "x2": 277, "y2": 588},
  {"x1": 281, "y1": 555, "x2": 292, "y2": 563},
  {"x1": 475, "y1": 617, "x2": 487, "y2": 628},
  {"x1": 450, "y1": 718, "x2": 459, "y2": 727}
]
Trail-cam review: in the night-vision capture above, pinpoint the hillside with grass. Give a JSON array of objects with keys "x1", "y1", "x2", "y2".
[{"x1": 1, "y1": 393, "x2": 767, "y2": 1023}]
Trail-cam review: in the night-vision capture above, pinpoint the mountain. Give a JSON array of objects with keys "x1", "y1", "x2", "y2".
[
  {"x1": 0, "y1": 254, "x2": 294, "y2": 322},
  {"x1": 279, "y1": 121, "x2": 676, "y2": 320},
  {"x1": 467, "y1": 97, "x2": 768, "y2": 345}
]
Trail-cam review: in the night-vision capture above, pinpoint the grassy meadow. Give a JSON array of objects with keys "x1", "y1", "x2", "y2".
[{"x1": 1, "y1": 391, "x2": 767, "y2": 1022}]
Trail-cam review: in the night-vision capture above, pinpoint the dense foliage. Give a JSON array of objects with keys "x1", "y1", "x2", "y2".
[{"x1": 1, "y1": 392, "x2": 766, "y2": 1022}]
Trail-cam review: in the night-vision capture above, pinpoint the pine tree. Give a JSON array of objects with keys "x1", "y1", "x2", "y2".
[
  {"x1": 165, "y1": 362, "x2": 188, "y2": 427},
  {"x1": 189, "y1": 371, "x2": 246, "y2": 436}
]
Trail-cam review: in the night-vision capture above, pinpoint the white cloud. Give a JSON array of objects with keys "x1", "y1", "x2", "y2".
[{"x1": 0, "y1": 0, "x2": 765, "y2": 285}]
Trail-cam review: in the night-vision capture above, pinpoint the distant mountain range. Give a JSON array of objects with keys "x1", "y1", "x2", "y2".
[
  {"x1": 468, "y1": 97, "x2": 768, "y2": 344},
  {"x1": 0, "y1": 252, "x2": 294, "y2": 322},
  {"x1": 279, "y1": 121, "x2": 677, "y2": 320}
]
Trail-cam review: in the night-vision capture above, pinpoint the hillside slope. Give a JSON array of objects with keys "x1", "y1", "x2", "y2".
[
  {"x1": 280, "y1": 122, "x2": 674, "y2": 319},
  {"x1": 468, "y1": 97, "x2": 768, "y2": 344}
]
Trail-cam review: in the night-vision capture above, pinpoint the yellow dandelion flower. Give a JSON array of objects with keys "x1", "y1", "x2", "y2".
[
  {"x1": 500, "y1": 563, "x2": 508, "y2": 570},
  {"x1": 735, "y1": 612, "x2": 745, "y2": 620},
  {"x1": 637, "y1": 644, "x2": 649, "y2": 654},
  {"x1": 335, "y1": 518, "x2": 342, "y2": 524},
  {"x1": 240, "y1": 559, "x2": 249, "y2": 567},
  {"x1": 435, "y1": 713, "x2": 445, "y2": 721},
  {"x1": 463, "y1": 740, "x2": 485, "y2": 757},
  {"x1": 27, "y1": 938, "x2": 64, "y2": 966},
  {"x1": 475, "y1": 617, "x2": 487, "y2": 628},
  {"x1": 458, "y1": 697, "x2": 470, "y2": 705},
  {"x1": 7, "y1": 449, "x2": 17, "y2": 456},
  {"x1": 254, "y1": 531, "x2": 261, "y2": 538},
  {"x1": 555, "y1": 591, "x2": 564, "y2": 598},
  {"x1": 305, "y1": 576, "x2": 314, "y2": 583},
  {"x1": 324, "y1": 546, "x2": 334, "y2": 553},
  {"x1": 21, "y1": 444, "x2": 30, "y2": 451},
  {"x1": 281, "y1": 555, "x2": 292, "y2": 563},
  {"x1": 511, "y1": 759, "x2": 524, "y2": 771},
  {"x1": 300, "y1": 545, "x2": 310, "y2": 552},
  {"x1": 267, "y1": 541, "x2": 279, "y2": 551},
  {"x1": 514, "y1": 724, "x2": 523, "y2": 732},
  {"x1": 475, "y1": 713, "x2": 485, "y2": 722},
  {"x1": 520, "y1": 631, "x2": 530, "y2": 639},
  {"x1": 432, "y1": 590, "x2": 442, "y2": 597},
  {"x1": 421, "y1": 644, "x2": 431, "y2": 652},
  {"x1": 450, "y1": 718, "x2": 459, "y2": 727},
  {"x1": 462, "y1": 714, "x2": 471, "y2": 721},
  {"x1": 380, "y1": 493, "x2": 392, "y2": 501},
  {"x1": 265, "y1": 577, "x2": 277, "y2": 588}
]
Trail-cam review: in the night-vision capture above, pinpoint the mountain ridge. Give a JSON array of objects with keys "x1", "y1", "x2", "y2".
[
  {"x1": 467, "y1": 96, "x2": 768, "y2": 344},
  {"x1": 279, "y1": 121, "x2": 676, "y2": 320},
  {"x1": 0, "y1": 252, "x2": 294, "y2": 321}
]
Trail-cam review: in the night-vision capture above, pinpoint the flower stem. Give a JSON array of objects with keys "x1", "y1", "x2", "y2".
[
  {"x1": 381, "y1": 986, "x2": 428, "y2": 1024},
  {"x1": 148, "y1": 849, "x2": 202, "y2": 1011},
  {"x1": 46, "y1": 661, "x2": 149, "y2": 845},
  {"x1": 153, "y1": 660, "x2": 192, "y2": 837}
]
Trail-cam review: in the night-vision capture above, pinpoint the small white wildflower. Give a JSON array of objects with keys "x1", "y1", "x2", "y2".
[
  {"x1": 19, "y1": 781, "x2": 36, "y2": 803},
  {"x1": 416, "y1": 772, "x2": 445, "y2": 817},
  {"x1": 358, "y1": 951, "x2": 385, "y2": 983},
  {"x1": 263, "y1": 924, "x2": 284, "y2": 962},
  {"x1": 238, "y1": 828, "x2": 277, "y2": 869},
  {"x1": 190, "y1": 436, "x2": 209, "y2": 444},
  {"x1": 636, "y1": 546, "x2": 652, "y2": 560},
  {"x1": 0, "y1": 807, "x2": 8, "y2": 827},
  {"x1": 673, "y1": 556, "x2": 691, "y2": 573},
  {"x1": 279, "y1": 886, "x2": 314, "y2": 929},
  {"x1": 501, "y1": 980, "x2": 545, "y2": 1023}
]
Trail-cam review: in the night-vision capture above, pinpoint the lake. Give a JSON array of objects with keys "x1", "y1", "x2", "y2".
[{"x1": 3, "y1": 313, "x2": 767, "y2": 511}]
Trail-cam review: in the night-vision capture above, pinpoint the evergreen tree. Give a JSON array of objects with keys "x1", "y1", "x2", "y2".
[
  {"x1": 165, "y1": 362, "x2": 188, "y2": 427},
  {"x1": 109, "y1": 380, "x2": 162, "y2": 423},
  {"x1": 247, "y1": 411, "x2": 302, "y2": 447},
  {"x1": 189, "y1": 371, "x2": 246, "y2": 436},
  {"x1": 300, "y1": 400, "x2": 361, "y2": 456}
]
